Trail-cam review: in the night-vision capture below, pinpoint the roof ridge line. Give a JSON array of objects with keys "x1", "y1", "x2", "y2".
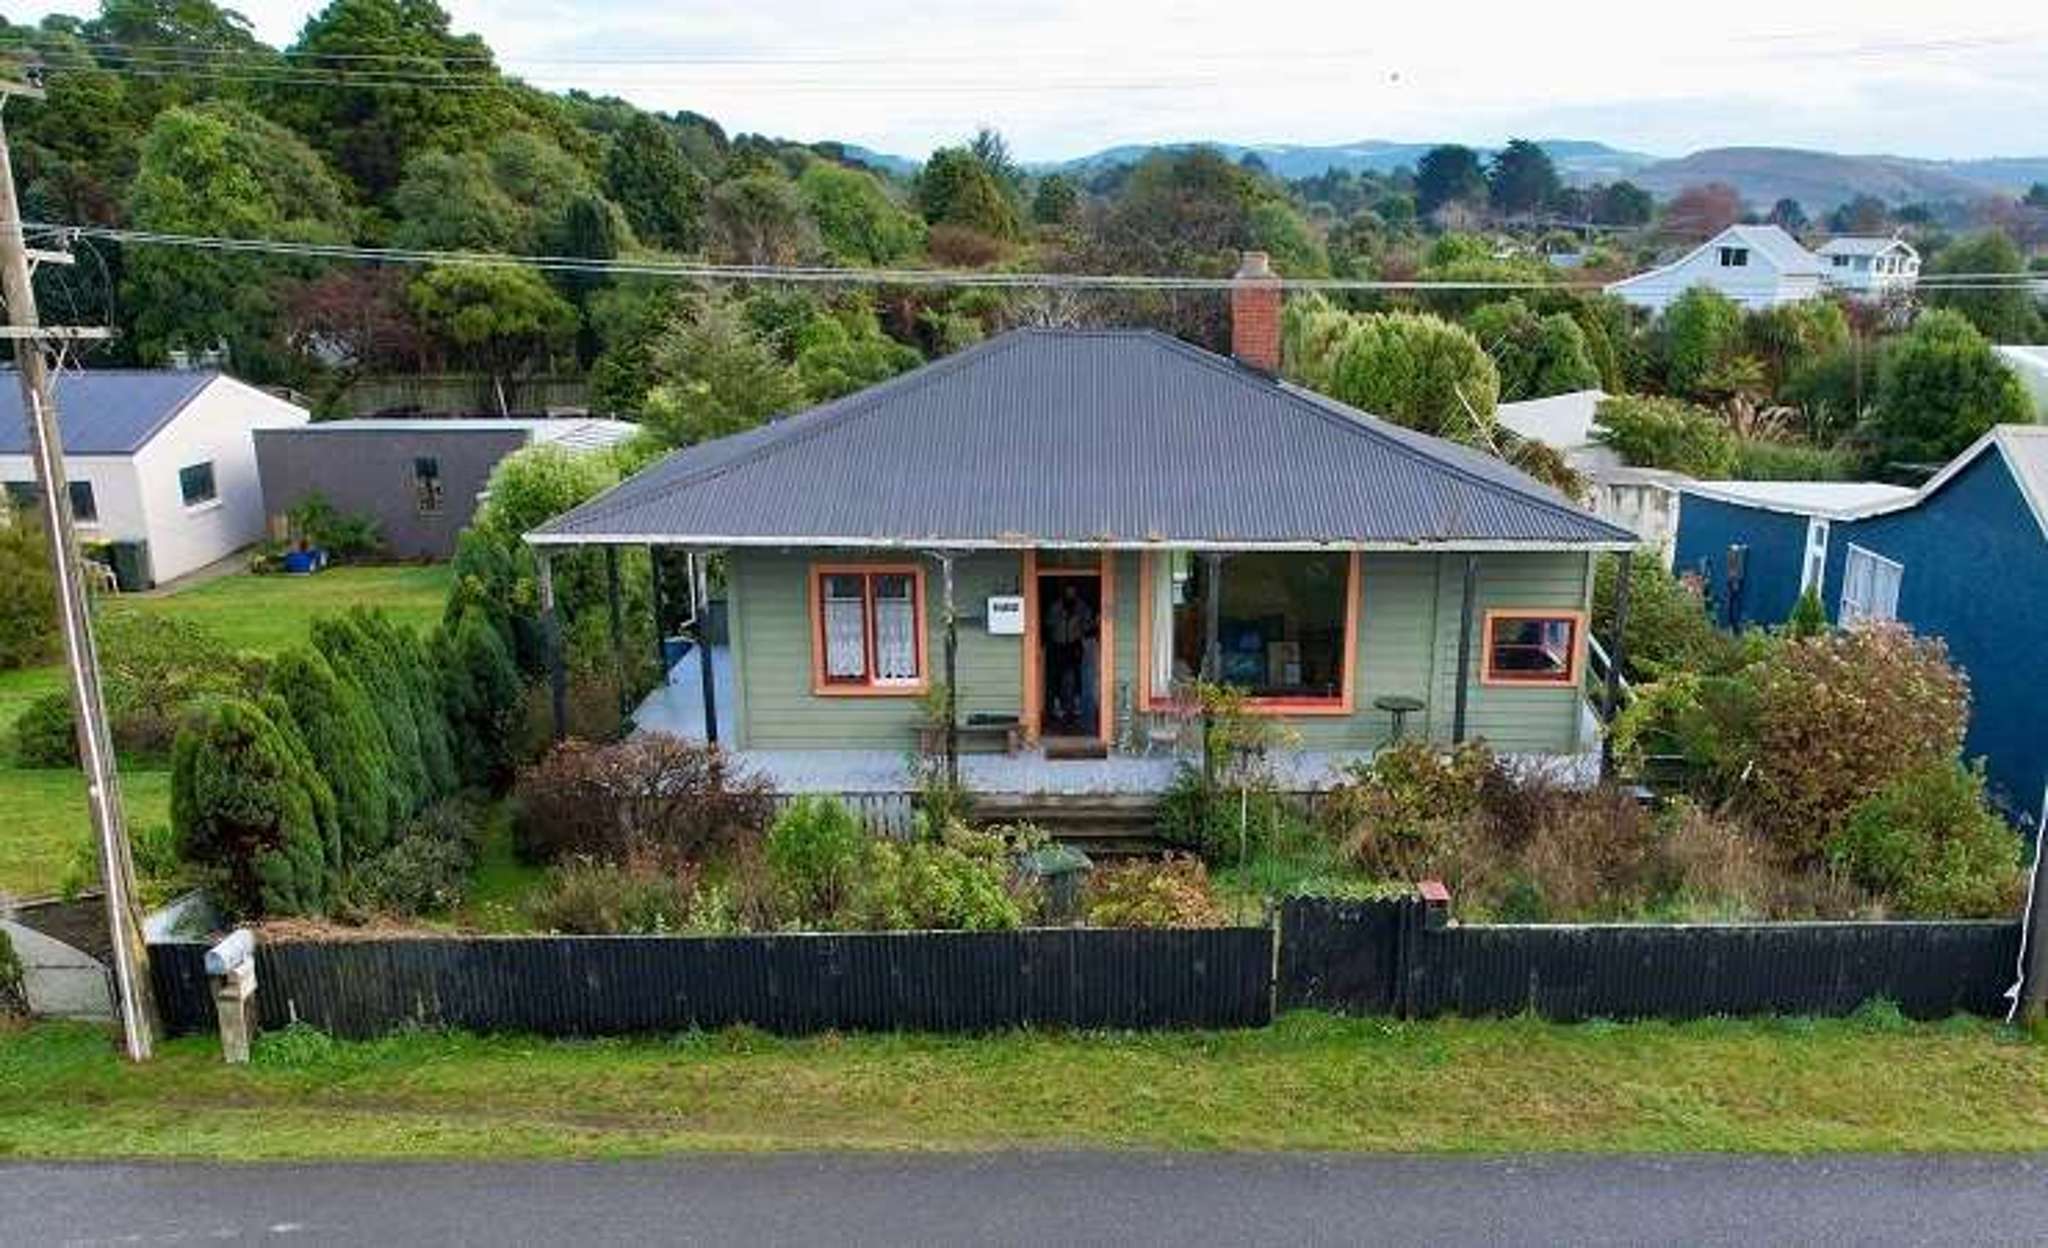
[
  {"x1": 548, "y1": 331, "x2": 1031, "y2": 535},
  {"x1": 1135, "y1": 331, "x2": 1620, "y2": 536}
]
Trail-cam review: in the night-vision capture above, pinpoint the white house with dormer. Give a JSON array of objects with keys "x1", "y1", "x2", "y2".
[
  {"x1": 1605, "y1": 224, "x2": 1825, "y2": 314},
  {"x1": 1815, "y1": 236, "x2": 1919, "y2": 299}
]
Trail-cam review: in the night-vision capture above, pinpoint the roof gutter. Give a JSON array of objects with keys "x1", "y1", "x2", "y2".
[{"x1": 523, "y1": 532, "x2": 1640, "y2": 553}]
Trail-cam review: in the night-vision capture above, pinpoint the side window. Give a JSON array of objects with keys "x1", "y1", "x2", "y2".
[
  {"x1": 68, "y1": 480, "x2": 97, "y2": 524},
  {"x1": 1800, "y1": 518, "x2": 1829, "y2": 594},
  {"x1": 1839, "y1": 545, "x2": 1903, "y2": 626},
  {"x1": 178, "y1": 461, "x2": 218, "y2": 507},
  {"x1": 413, "y1": 456, "x2": 444, "y2": 515},
  {"x1": 1718, "y1": 246, "x2": 1749, "y2": 268},
  {"x1": 1481, "y1": 611, "x2": 1584, "y2": 686}
]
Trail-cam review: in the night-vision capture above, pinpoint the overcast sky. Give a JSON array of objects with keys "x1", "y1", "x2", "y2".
[{"x1": 19, "y1": 0, "x2": 2048, "y2": 161}]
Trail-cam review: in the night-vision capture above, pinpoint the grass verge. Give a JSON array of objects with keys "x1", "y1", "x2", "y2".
[{"x1": 2, "y1": 1010, "x2": 2043, "y2": 1159}]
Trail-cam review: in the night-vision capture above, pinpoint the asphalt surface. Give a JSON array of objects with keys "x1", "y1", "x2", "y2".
[{"x1": 6, "y1": 1152, "x2": 2046, "y2": 1246}]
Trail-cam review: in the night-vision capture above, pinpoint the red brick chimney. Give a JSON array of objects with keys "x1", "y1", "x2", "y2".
[{"x1": 1230, "y1": 250, "x2": 1282, "y2": 373}]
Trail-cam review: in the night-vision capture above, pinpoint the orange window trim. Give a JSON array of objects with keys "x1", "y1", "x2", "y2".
[
  {"x1": 1136, "y1": 549, "x2": 1361, "y2": 718},
  {"x1": 1478, "y1": 607, "x2": 1587, "y2": 688},
  {"x1": 808, "y1": 562, "x2": 929, "y2": 697}
]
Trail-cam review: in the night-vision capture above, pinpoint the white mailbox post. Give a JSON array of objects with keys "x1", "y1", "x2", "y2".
[{"x1": 205, "y1": 928, "x2": 257, "y2": 1065}]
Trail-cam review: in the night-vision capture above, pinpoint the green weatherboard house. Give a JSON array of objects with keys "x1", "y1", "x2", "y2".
[{"x1": 529, "y1": 254, "x2": 1637, "y2": 798}]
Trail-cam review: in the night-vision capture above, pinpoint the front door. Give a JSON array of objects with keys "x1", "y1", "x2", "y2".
[{"x1": 1025, "y1": 552, "x2": 1113, "y2": 746}]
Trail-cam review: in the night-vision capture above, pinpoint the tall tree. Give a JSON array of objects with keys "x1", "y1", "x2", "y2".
[
  {"x1": 1031, "y1": 173, "x2": 1081, "y2": 226},
  {"x1": 798, "y1": 162, "x2": 922, "y2": 265},
  {"x1": 1661, "y1": 182, "x2": 1743, "y2": 238},
  {"x1": 1767, "y1": 197, "x2": 1809, "y2": 231},
  {"x1": 603, "y1": 113, "x2": 707, "y2": 252},
  {"x1": 1282, "y1": 295, "x2": 1501, "y2": 439},
  {"x1": 269, "y1": 0, "x2": 525, "y2": 199},
  {"x1": 705, "y1": 173, "x2": 819, "y2": 265},
  {"x1": 916, "y1": 146, "x2": 1021, "y2": 239},
  {"x1": 638, "y1": 296, "x2": 806, "y2": 447},
  {"x1": 1486, "y1": 139, "x2": 1560, "y2": 217},
  {"x1": 1870, "y1": 309, "x2": 2031, "y2": 463},
  {"x1": 1592, "y1": 181, "x2": 1654, "y2": 226},
  {"x1": 1415, "y1": 144, "x2": 1487, "y2": 215},
  {"x1": 122, "y1": 100, "x2": 353, "y2": 374},
  {"x1": 1924, "y1": 230, "x2": 2045, "y2": 343},
  {"x1": 408, "y1": 263, "x2": 576, "y2": 413}
]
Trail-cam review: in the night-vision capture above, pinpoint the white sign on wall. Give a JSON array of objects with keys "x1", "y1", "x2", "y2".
[{"x1": 986, "y1": 595, "x2": 1025, "y2": 635}]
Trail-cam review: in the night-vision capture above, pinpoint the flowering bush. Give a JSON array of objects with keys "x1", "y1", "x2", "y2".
[
  {"x1": 1085, "y1": 855, "x2": 1227, "y2": 929},
  {"x1": 1746, "y1": 625, "x2": 1968, "y2": 862}
]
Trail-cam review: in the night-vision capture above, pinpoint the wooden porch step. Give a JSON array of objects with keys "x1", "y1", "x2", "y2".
[{"x1": 969, "y1": 793, "x2": 1168, "y2": 858}]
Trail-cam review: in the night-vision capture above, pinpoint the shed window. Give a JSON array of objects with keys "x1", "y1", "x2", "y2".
[
  {"x1": 68, "y1": 481, "x2": 97, "y2": 524},
  {"x1": 178, "y1": 461, "x2": 217, "y2": 507},
  {"x1": 1718, "y1": 246, "x2": 1749, "y2": 268},
  {"x1": 1481, "y1": 611, "x2": 1584, "y2": 686},
  {"x1": 1839, "y1": 545, "x2": 1902, "y2": 626},
  {"x1": 413, "y1": 456, "x2": 444, "y2": 515},
  {"x1": 811, "y1": 566, "x2": 925, "y2": 693}
]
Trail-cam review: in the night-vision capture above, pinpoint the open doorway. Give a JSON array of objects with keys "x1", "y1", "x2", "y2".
[{"x1": 1036, "y1": 568, "x2": 1104, "y2": 743}]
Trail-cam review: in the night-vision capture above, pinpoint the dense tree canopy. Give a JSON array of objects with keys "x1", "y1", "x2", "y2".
[
  {"x1": 1924, "y1": 231, "x2": 2045, "y2": 343},
  {"x1": 1869, "y1": 310, "x2": 2031, "y2": 463},
  {"x1": 1283, "y1": 294, "x2": 1500, "y2": 438},
  {"x1": 1415, "y1": 145, "x2": 1486, "y2": 215},
  {"x1": 603, "y1": 112, "x2": 707, "y2": 252},
  {"x1": 1486, "y1": 140, "x2": 1560, "y2": 216}
]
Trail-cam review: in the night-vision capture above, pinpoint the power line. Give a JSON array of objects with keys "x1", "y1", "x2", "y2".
[{"x1": 19, "y1": 222, "x2": 2046, "y2": 294}]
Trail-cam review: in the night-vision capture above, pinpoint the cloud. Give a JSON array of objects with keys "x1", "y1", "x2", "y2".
[{"x1": 19, "y1": 0, "x2": 2048, "y2": 161}]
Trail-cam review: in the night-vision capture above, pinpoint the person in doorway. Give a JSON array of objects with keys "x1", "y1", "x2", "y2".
[{"x1": 1045, "y1": 581, "x2": 1097, "y2": 732}]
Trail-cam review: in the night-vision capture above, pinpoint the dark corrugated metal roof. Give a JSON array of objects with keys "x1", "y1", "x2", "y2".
[
  {"x1": 533, "y1": 329, "x2": 1636, "y2": 548},
  {"x1": 0, "y1": 370, "x2": 219, "y2": 455}
]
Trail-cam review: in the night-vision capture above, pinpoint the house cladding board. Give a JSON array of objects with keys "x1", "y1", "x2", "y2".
[
  {"x1": 256, "y1": 425, "x2": 531, "y2": 558},
  {"x1": 733, "y1": 549, "x2": 1027, "y2": 749},
  {"x1": 1822, "y1": 454, "x2": 2048, "y2": 821},
  {"x1": 1672, "y1": 493, "x2": 1811, "y2": 628},
  {"x1": 731, "y1": 546, "x2": 1590, "y2": 756},
  {"x1": 533, "y1": 330, "x2": 1631, "y2": 550}
]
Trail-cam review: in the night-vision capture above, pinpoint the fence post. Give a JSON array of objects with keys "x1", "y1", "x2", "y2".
[{"x1": 2017, "y1": 845, "x2": 2048, "y2": 1024}]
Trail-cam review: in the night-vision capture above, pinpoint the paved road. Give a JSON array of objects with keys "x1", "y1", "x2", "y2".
[{"x1": 7, "y1": 1152, "x2": 2046, "y2": 1246}]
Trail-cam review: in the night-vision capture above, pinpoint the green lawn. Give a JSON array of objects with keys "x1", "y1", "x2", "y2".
[
  {"x1": 2, "y1": 1011, "x2": 2043, "y2": 1159},
  {"x1": 1, "y1": 565, "x2": 452, "y2": 899}
]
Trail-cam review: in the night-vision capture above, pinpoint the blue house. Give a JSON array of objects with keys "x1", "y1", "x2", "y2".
[{"x1": 1672, "y1": 428, "x2": 2048, "y2": 829}]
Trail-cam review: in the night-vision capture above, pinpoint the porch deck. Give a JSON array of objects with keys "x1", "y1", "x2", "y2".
[{"x1": 631, "y1": 651, "x2": 1601, "y2": 795}]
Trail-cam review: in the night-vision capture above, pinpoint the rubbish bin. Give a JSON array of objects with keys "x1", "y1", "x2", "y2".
[
  {"x1": 1018, "y1": 843, "x2": 1093, "y2": 924},
  {"x1": 107, "y1": 540, "x2": 153, "y2": 592}
]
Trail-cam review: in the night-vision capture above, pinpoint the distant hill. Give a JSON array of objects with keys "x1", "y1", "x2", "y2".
[
  {"x1": 1030, "y1": 138, "x2": 1654, "y2": 184},
  {"x1": 1627, "y1": 147, "x2": 2048, "y2": 211},
  {"x1": 856, "y1": 137, "x2": 2048, "y2": 210}
]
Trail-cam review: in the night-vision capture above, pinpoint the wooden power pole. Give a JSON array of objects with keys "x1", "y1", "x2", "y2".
[{"x1": 0, "y1": 76, "x2": 159, "y2": 1059}]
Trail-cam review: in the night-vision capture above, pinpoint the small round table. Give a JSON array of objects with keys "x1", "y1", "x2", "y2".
[{"x1": 1372, "y1": 694, "x2": 1427, "y2": 741}]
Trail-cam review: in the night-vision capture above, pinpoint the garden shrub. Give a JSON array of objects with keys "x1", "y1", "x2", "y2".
[
  {"x1": 97, "y1": 612, "x2": 263, "y2": 759},
  {"x1": 1591, "y1": 553, "x2": 1740, "y2": 682},
  {"x1": 1157, "y1": 765, "x2": 1297, "y2": 864},
  {"x1": 1593, "y1": 394, "x2": 1738, "y2": 477},
  {"x1": 437, "y1": 608, "x2": 525, "y2": 791},
  {"x1": 59, "y1": 820, "x2": 185, "y2": 903},
  {"x1": 764, "y1": 795, "x2": 869, "y2": 924},
  {"x1": 1746, "y1": 626, "x2": 1968, "y2": 862},
  {"x1": 267, "y1": 645, "x2": 394, "y2": 861},
  {"x1": 170, "y1": 697, "x2": 337, "y2": 917},
  {"x1": 1828, "y1": 760, "x2": 2023, "y2": 918},
  {"x1": 512, "y1": 734, "x2": 774, "y2": 864},
  {"x1": 1507, "y1": 784, "x2": 1665, "y2": 919},
  {"x1": 1085, "y1": 856, "x2": 1227, "y2": 929},
  {"x1": 852, "y1": 836, "x2": 1023, "y2": 931},
  {"x1": 312, "y1": 610, "x2": 433, "y2": 818},
  {"x1": 524, "y1": 855, "x2": 699, "y2": 935},
  {"x1": 0, "y1": 929, "x2": 25, "y2": 1017},
  {"x1": 0, "y1": 518, "x2": 58, "y2": 671},
  {"x1": 1319, "y1": 740, "x2": 1492, "y2": 879},
  {"x1": 346, "y1": 800, "x2": 484, "y2": 917},
  {"x1": 285, "y1": 492, "x2": 383, "y2": 562},
  {"x1": 13, "y1": 691, "x2": 77, "y2": 768}
]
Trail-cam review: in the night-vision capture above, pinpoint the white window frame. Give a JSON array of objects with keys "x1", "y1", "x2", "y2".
[
  {"x1": 1800, "y1": 517, "x2": 1830, "y2": 596},
  {"x1": 1839, "y1": 543, "x2": 1903, "y2": 626},
  {"x1": 1718, "y1": 246, "x2": 1749, "y2": 268},
  {"x1": 177, "y1": 460, "x2": 219, "y2": 509}
]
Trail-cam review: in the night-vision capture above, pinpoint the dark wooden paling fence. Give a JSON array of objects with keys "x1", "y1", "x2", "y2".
[
  {"x1": 150, "y1": 927, "x2": 1275, "y2": 1039},
  {"x1": 1277, "y1": 896, "x2": 2021, "y2": 1021},
  {"x1": 149, "y1": 897, "x2": 2023, "y2": 1040}
]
